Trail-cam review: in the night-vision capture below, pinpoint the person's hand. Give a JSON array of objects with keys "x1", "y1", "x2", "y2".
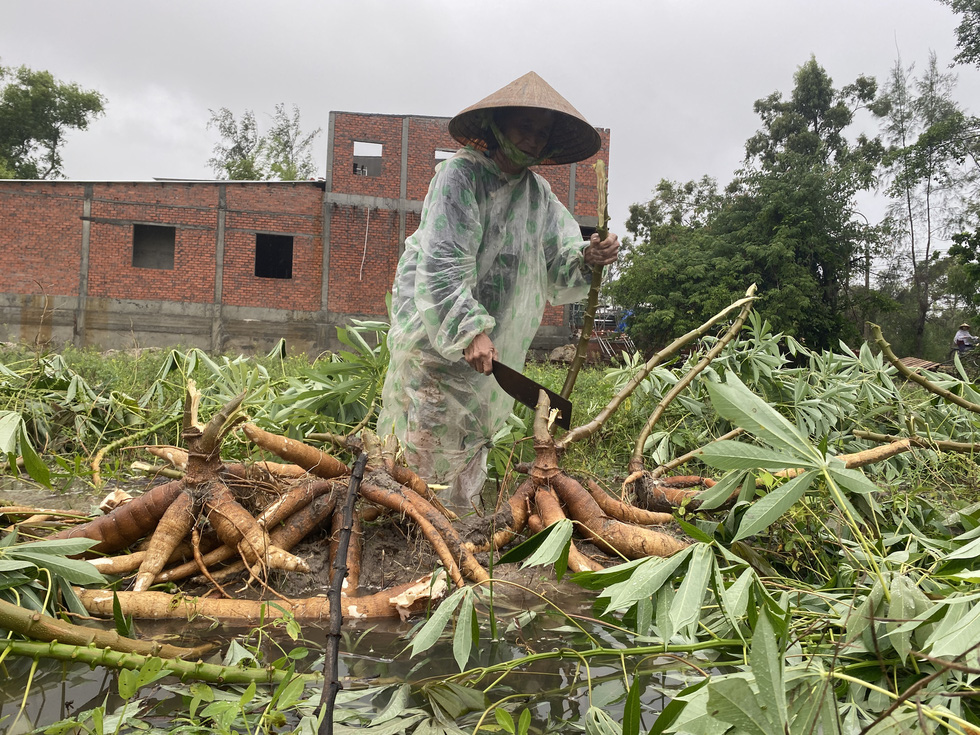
[
  {"x1": 464, "y1": 332, "x2": 497, "y2": 375},
  {"x1": 584, "y1": 232, "x2": 620, "y2": 267}
]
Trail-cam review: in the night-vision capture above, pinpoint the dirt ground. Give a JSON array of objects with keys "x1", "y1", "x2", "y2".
[{"x1": 270, "y1": 506, "x2": 618, "y2": 604}]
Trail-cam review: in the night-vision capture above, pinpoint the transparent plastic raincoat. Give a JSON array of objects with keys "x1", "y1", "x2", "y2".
[{"x1": 376, "y1": 147, "x2": 593, "y2": 510}]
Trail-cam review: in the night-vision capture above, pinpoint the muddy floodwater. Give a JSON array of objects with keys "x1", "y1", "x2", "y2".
[{"x1": 1, "y1": 477, "x2": 697, "y2": 732}]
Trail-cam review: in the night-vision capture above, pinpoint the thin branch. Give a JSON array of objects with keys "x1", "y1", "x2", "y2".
[
  {"x1": 629, "y1": 291, "x2": 756, "y2": 472},
  {"x1": 558, "y1": 285, "x2": 757, "y2": 450},
  {"x1": 871, "y1": 323, "x2": 980, "y2": 414}
]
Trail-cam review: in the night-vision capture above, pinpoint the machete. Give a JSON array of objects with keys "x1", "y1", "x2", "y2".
[{"x1": 491, "y1": 359, "x2": 572, "y2": 430}]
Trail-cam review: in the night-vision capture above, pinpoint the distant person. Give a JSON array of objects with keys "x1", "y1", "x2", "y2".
[
  {"x1": 376, "y1": 71, "x2": 619, "y2": 512},
  {"x1": 954, "y1": 322, "x2": 977, "y2": 354}
]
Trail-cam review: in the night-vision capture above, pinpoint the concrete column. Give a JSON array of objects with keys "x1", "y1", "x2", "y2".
[
  {"x1": 321, "y1": 112, "x2": 336, "y2": 314},
  {"x1": 74, "y1": 184, "x2": 93, "y2": 346},
  {"x1": 210, "y1": 185, "x2": 226, "y2": 351},
  {"x1": 568, "y1": 162, "x2": 577, "y2": 214},
  {"x1": 398, "y1": 117, "x2": 409, "y2": 252}
]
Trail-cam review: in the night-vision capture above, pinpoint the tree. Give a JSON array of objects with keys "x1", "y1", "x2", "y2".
[
  {"x1": 940, "y1": 0, "x2": 980, "y2": 68},
  {"x1": 613, "y1": 58, "x2": 886, "y2": 351},
  {"x1": 207, "y1": 104, "x2": 321, "y2": 181},
  {"x1": 265, "y1": 103, "x2": 320, "y2": 181},
  {"x1": 878, "y1": 52, "x2": 978, "y2": 355},
  {"x1": 612, "y1": 178, "x2": 726, "y2": 350},
  {"x1": 0, "y1": 63, "x2": 106, "y2": 179}
]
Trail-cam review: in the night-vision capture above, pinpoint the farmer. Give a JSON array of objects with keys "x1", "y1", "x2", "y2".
[
  {"x1": 954, "y1": 322, "x2": 977, "y2": 353},
  {"x1": 376, "y1": 71, "x2": 619, "y2": 512}
]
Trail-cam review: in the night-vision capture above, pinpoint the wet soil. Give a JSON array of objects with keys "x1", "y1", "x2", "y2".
[{"x1": 1, "y1": 475, "x2": 617, "y2": 605}]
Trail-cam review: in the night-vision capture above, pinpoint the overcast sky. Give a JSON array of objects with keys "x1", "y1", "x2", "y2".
[{"x1": 3, "y1": 0, "x2": 978, "y2": 238}]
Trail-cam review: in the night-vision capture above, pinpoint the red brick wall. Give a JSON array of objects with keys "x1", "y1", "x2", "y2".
[
  {"x1": 221, "y1": 185, "x2": 323, "y2": 311},
  {"x1": 327, "y1": 203, "x2": 401, "y2": 315},
  {"x1": 405, "y1": 117, "x2": 458, "y2": 200},
  {"x1": 0, "y1": 181, "x2": 85, "y2": 295},
  {"x1": 87, "y1": 183, "x2": 218, "y2": 303},
  {"x1": 0, "y1": 112, "x2": 609, "y2": 349},
  {"x1": 332, "y1": 113, "x2": 404, "y2": 199}
]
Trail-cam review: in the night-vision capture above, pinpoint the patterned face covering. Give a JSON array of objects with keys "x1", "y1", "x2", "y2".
[{"x1": 485, "y1": 113, "x2": 562, "y2": 169}]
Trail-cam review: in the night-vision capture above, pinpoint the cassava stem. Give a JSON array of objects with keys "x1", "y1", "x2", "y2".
[
  {"x1": 629, "y1": 287, "x2": 756, "y2": 473},
  {"x1": 558, "y1": 285, "x2": 757, "y2": 450},
  {"x1": 561, "y1": 159, "x2": 609, "y2": 400},
  {"x1": 320, "y1": 452, "x2": 368, "y2": 735}
]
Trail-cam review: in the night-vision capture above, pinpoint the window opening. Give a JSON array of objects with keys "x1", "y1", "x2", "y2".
[
  {"x1": 132, "y1": 224, "x2": 176, "y2": 270},
  {"x1": 255, "y1": 233, "x2": 293, "y2": 279},
  {"x1": 353, "y1": 140, "x2": 383, "y2": 177}
]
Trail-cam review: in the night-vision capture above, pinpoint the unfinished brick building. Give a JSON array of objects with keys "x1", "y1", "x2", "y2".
[{"x1": 0, "y1": 112, "x2": 610, "y2": 355}]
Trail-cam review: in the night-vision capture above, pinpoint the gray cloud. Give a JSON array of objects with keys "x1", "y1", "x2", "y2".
[{"x1": 3, "y1": 0, "x2": 977, "y2": 236}]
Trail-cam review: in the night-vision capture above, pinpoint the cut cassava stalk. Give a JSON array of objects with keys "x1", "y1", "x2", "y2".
[
  {"x1": 328, "y1": 505, "x2": 363, "y2": 592},
  {"x1": 628, "y1": 289, "x2": 756, "y2": 474},
  {"x1": 76, "y1": 571, "x2": 449, "y2": 621},
  {"x1": 530, "y1": 390, "x2": 562, "y2": 484},
  {"x1": 549, "y1": 473, "x2": 689, "y2": 558},
  {"x1": 133, "y1": 490, "x2": 197, "y2": 591},
  {"x1": 147, "y1": 445, "x2": 189, "y2": 471},
  {"x1": 241, "y1": 423, "x2": 350, "y2": 479},
  {"x1": 321, "y1": 452, "x2": 368, "y2": 730},
  {"x1": 853, "y1": 430, "x2": 980, "y2": 454},
  {"x1": 130, "y1": 461, "x2": 183, "y2": 480},
  {"x1": 774, "y1": 441, "x2": 915, "y2": 479},
  {"x1": 0, "y1": 597, "x2": 206, "y2": 659},
  {"x1": 558, "y1": 285, "x2": 757, "y2": 451},
  {"x1": 585, "y1": 479, "x2": 673, "y2": 526},
  {"x1": 532, "y1": 488, "x2": 605, "y2": 572}
]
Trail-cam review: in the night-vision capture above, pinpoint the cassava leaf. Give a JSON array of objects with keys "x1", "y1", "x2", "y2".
[
  {"x1": 705, "y1": 677, "x2": 774, "y2": 735},
  {"x1": 497, "y1": 519, "x2": 570, "y2": 566},
  {"x1": 733, "y1": 469, "x2": 817, "y2": 542},
  {"x1": 706, "y1": 372, "x2": 815, "y2": 459},
  {"x1": 410, "y1": 588, "x2": 467, "y2": 656},
  {"x1": 699, "y1": 440, "x2": 812, "y2": 471},
  {"x1": 749, "y1": 613, "x2": 787, "y2": 729},
  {"x1": 670, "y1": 543, "x2": 714, "y2": 637},
  {"x1": 599, "y1": 547, "x2": 693, "y2": 613},
  {"x1": 452, "y1": 594, "x2": 476, "y2": 672}
]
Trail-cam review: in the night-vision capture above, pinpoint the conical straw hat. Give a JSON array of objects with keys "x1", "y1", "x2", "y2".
[{"x1": 448, "y1": 71, "x2": 601, "y2": 165}]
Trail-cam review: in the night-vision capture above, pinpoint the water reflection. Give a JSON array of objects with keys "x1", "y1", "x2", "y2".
[{"x1": 2, "y1": 591, "x2": 704, "y2": 733}]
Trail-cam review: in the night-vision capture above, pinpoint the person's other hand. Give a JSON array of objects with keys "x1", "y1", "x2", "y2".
[
  {"x1": 464, "y1": 332, "x2": 497, "y2": 375},
  {"x1": 584, "y1": 232, "x2": 620, "y2": 267}
]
